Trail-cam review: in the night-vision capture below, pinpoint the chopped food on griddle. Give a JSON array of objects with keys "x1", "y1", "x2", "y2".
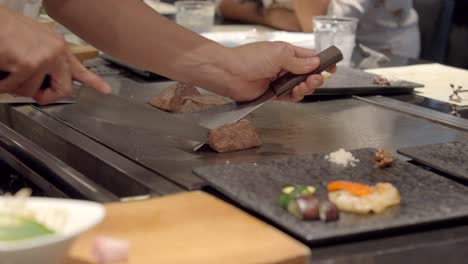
[
  {"x1": 374, "y1": 149, "x2": 394, "y2": 168},
  {"x1": 278, "y1": 185, "x2": 316, "y2": 209},
  {"x1": 208, "y1": 119, "x2": 262, "y2": 153},
  {"x1": 149, "y1": 82, "x2": 229, "y2": 113},
  {"x1": 325, "y1": 149, "x2": 360, "y2": 167},
  {"x1": 178, "y1": 94, "x2": 230, "y2": 113},
  {"x1": 150, "y1": 83, "x2": 262, "y2": 153},
  {"x1": 149, "y1": 83, "x2": 200, "y2": 112},
  {"x1": 328, "y1": 182, "x2": 400, "y2": 214}
]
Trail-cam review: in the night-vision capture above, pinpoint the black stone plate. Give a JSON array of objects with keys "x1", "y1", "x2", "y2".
[
  {"x1": 313, "y1": 67, "x2": 424, "y2": 95},
  {"x1": 194, "y1": 148, "x2": 468, "y2": 245},
  {"x1": 398, "y1": 141, "x2": 468, "y2": 182}
]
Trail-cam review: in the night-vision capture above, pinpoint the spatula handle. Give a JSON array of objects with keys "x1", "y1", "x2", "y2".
[
  {"x1": 0, "y1": 70, "x2": 51, "y2": 90},
  {"x1": 269, "y1": 45, "x2": 343, "y2": 96}
]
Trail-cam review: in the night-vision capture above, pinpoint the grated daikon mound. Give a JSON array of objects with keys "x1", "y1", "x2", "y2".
[{"x1": 325, "y1": 148, "x2": 360, "y2": 167}]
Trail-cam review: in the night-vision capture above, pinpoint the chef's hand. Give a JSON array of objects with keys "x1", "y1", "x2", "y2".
[
  {"x1": 0, "y1": 7, "x2": 111, "y2": 105},
  {"x1": 224, "y1": 41, "x2": 336, "y2": 102}
]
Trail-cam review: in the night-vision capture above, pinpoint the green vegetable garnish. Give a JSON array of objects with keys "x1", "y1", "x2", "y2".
[
  {"x1": 0, "y1": 214, "x2": 54, "y2": 241},
  {"x1": 278, "y1": 185, "x2": 316, "y2": 209}
]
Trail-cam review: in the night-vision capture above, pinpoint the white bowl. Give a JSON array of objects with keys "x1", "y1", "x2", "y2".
[{"x1": 0, "y1": 197, "x2": 105, "y2": 264}]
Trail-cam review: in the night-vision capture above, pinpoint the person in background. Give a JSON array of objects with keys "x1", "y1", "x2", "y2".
[
  {"x1": 0, "y1": 0, "x2": 336, "y2": 105},
  {"x1": 218, "y1": 0, "x2": 421, "y2": 58}
]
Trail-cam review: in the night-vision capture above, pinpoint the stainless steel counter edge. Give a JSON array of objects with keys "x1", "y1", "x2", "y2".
[
  {"x1": 0, "y1": 104, "x2": 183, "y2": 199},
  {"x1": 0, "y1": 121, "x2": 118, "y2": 202},
  {"x1": 354, "y1": 96, "x2": 468, "y2": 132}
]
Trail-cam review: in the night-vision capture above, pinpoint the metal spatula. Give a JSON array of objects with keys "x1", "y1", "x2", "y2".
[
  {"x1": 191, "y1": 45, "x2": 343, "y2": 151},
  {"x1": 190, "y1": 45, "x2": 343, "y2": 130}
]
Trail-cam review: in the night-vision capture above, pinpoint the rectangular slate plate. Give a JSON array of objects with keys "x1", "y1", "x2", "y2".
[
  {"x1": 313, "y1": 67, "x2": 424, "y2": 95},
  {"x1": 194, "y1": 148, "x2": 468, "y2": 245},
  {"x1": 398, "y1": 141, "x2": 468, "y2": 182}
]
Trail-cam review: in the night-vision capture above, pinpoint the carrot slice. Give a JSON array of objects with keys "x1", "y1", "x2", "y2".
[{"x1": 328, "y1": 181, "x2": 373, "y2": 197}]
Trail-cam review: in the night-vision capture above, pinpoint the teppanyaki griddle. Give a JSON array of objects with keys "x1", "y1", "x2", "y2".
[
  {"x1": 32, "y1": 76, "x2": 468, "y2": 190},
  {"x1": 313, "y1": 66, "x2": 423, "y2": 96},
  {"x1": 193, "y1": 148, "x2": 468, "y2": 246},
  {"x1": 398, "y1": 141, "x2": 468, "y2": 183}
]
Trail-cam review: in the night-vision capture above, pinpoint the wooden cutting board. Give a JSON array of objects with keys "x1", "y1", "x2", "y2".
[
  {"x1": 66, "y1": 191, "x2": 310, "y2": 264},
  {"x1": 68, "y1": 44, "x2": 99, "y2": 63},
  {"x1": 37, "y1": 17, "x2": 99, "y2": 63}
]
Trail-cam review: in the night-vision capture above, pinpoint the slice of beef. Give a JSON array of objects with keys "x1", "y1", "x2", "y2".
[
  {"x1": 178, "y1": 95, "x2": 230, "y2": 113},
  {"x1": 208, "y1": 119, "x2": 262, "y2": 153},
  {"x1": 149, "y1": 83, "x2": 200, "y2": 112},
  {"x1": 149, "y1": 83, "x2": 229, "y2": 113}
]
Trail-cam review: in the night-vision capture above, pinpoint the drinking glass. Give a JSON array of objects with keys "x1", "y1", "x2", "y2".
[
  {"x1": 313, "y1": 16, "x2": 358, "y2": 67},
  {"x1": 175, "y1": 1, "x2": 215, "y2": 33}
]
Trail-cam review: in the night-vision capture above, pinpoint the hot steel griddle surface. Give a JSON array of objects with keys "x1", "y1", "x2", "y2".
[{"x1": 35, "y1": 77, "x2": 468, "y2": 189}]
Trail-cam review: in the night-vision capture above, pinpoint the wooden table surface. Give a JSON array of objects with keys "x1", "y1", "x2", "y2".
[{"x1": 66, "y1": 191, "x2": 310, "y2": 264}]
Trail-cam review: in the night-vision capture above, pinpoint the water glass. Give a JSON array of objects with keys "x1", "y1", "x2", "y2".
[
  {"x1": 175, "y1": 1, "x2": 215, "y2": 33},
  {"x1": 313, "y1": 16, "x2": 358, "y2": 67}
]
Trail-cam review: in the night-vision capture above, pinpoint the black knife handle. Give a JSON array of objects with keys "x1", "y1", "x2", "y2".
[
  {"x1": 0, "y1": 71, "x2": 51, "y2": 90},
  {"x1": 269, "y1": 45, "x2": 343, "y2": 96}
]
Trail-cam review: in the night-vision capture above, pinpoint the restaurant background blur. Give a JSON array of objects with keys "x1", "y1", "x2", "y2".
[{"x1": 163, "y1": 0, "x2": 467, "y2": 68}]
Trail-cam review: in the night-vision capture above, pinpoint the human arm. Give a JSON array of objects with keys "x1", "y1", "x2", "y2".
[
  {"x1": 292, "y1": 0, "x2": 330, "y2": 32},
  {"x1": 219, "y1": 0, "x2": 301, "y2": 32},
  {"x1": 44, "y1": 0, "x2": 334, "y2": 102},
  {"x1": 0, "y1": 5, "x2": 110, "y2": 104}
]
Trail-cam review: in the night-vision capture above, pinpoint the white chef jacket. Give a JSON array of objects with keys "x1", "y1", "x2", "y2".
[
  {"x1": 0, "y1": 0, "x2": 42, "y2": 17},
  {"x1": 261, "y1": 0, "x2": 421, "y2": 58}
]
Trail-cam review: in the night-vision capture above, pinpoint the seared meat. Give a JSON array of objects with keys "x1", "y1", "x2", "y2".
[
  {"x1": 150, "y1": 83, "x2": 262, "y2": 153},
  {"x1": 208, "y1": 119, "x2": 262, "y2": 153},
  {"x1": 178, "y1": 95, "x2": 230, "y2": 113},
  {"x1": 149, "y1": 83, "x2": 200, "y2": 112},
  {"x1": 149, "y1": 83, "x2": 229, "y2": 113}
]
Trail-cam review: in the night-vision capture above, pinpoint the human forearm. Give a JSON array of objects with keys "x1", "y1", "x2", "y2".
[
  {"x1": 219, "y1": 0, "x2": 268, "y2": 25},
  {"x1": 43, "y1": 0, "x2": 236, "y2": 96},
  {"x1": 219, "y1": 0, "x2": 301, "y2": 32},
  {"x1": 292, "y1": 0, "x2": 330, "y2": 32},
  {"x1": 42, "y1": 0, "x2": 334, "y2": 103}
]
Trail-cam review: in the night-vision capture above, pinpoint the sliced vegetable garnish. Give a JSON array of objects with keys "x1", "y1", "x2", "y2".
[
  {"x1": 278, "y1": 185, "x2": 316, "y2": 209},
  {"x1": 0, "y1": 214, "x2": 54, "y2": 241},
  {"x1": 327, "y1": 181, "x2": 372, "y2": 197},
  {"x1": 287, "y1": 195, "x2": 319, "y2": 220},
  {"x1": 319, "y1": 201, "x2": 339, "y2": 222},
  {"x1": 282, "y1": 186, "x2": 295, "y2": 194},
  {"x1": 305, "y1": 186, "x2": 316, "y2": 194}
]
